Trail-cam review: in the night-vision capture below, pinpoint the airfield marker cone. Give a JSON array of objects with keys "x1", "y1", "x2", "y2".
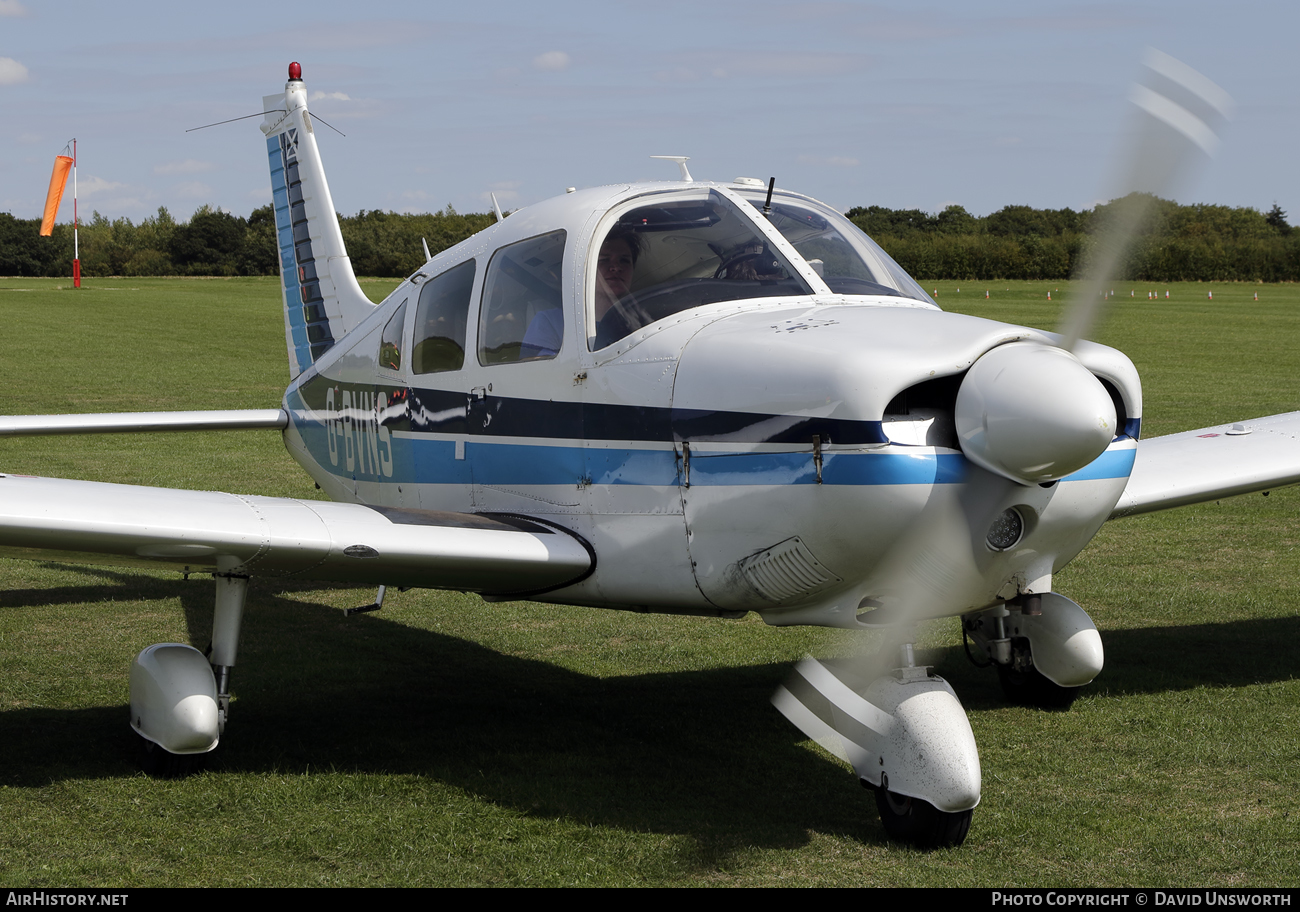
[
  {"x1": 1255, "y1": 292, "x2": 1259, "y2": 301},
  {"x1": 1047, "y1": 292, "x2": 1051, "y2": 300},
  {"x1": 985, "y1": 290, "x2": 989, "y2": 298},
  {"x1": 1208, "y1": 291, "x2": 1213, "y2": 300}
]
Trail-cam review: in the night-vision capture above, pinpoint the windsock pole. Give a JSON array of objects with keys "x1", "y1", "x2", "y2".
[{"x1": 73, "y1": 139, "x2": 80, "y2": 288}]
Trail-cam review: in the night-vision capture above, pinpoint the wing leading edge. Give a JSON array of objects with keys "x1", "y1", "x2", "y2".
[
  {"x1": 0, "y1": 474, "x2": 592, "y2": 596},
  {"x1": 1111, "y1": 411, "x2": 1300, "y2": 518}
]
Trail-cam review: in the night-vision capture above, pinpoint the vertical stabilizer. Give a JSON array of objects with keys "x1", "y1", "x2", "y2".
[{"x1": 261, "y1": 63, "x2": 373, "y2": 378}]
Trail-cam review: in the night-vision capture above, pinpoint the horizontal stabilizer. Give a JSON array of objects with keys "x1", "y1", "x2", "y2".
[
  {"x1": 1111, "y1": 411, "x2": 1300, "y2": 517},
  {"x1": 0, "y1": 409, "x2": 287, "y2": 437}
]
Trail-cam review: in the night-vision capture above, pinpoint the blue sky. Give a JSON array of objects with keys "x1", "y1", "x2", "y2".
[{"x1": 2, "y1": 0, "x2": 1296, "y2": 225}]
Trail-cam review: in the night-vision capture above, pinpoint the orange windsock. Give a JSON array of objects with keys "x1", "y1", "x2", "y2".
[{"x1": 40, "y1": 155, "x2": 74, "y2": 236}]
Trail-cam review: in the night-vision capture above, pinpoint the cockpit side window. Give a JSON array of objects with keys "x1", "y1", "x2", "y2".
[
  {"x1": 478, "y1": 230, "x2": 566, "y2": 365},
  {"x1": 378, "y1": 299, "x2": 407, "y2": 371},
  {"x1": 588, "y1": 190, "x2": 812, "y2": 351},
  {"x1": 412, "y1": 259, "x2": 475, "y2": 374}
]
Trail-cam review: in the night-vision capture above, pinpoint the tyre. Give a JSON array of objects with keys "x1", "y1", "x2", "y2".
[{"x1": 872, "y1": 785, "x2": 973, "y2": 848}]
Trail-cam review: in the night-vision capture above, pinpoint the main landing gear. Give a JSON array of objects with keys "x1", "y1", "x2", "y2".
[
  {"x1": 129, "y1": 570, "x2": 247, "y2": 777},
  {"x1": 963, "y1": 592, "x2": 1105, "y2": 709}
]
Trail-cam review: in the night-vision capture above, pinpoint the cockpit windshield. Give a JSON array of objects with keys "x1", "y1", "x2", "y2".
[
  {"x1": 588, "y1": 189, "x2": 813, "y2": 350},
  {"x1": 737, "y1": 191, "x2": 933, "y2": 304}
]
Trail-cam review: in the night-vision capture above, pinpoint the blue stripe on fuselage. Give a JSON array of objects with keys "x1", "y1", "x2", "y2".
[
  {"x1": 1059, "y1": 446, "x2": 1136, "y2": 481},
  {"x1": 285, "y1": 385, "x2": 1136, "y2": 488},
  {"x1": 293, "y1": 422, "x2": 1134, "y2": 488}
]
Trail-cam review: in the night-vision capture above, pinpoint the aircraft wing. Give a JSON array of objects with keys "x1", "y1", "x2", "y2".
[
  {"x1": 0, "y1": 474, "x2": 593, "y2": 596},
  {"x1": 1110, "y1": 411, "x2": 1300, "y2": 518}
]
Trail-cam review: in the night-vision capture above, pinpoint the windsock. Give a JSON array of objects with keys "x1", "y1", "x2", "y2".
[{"x1": 40, "y1": 155, "x2": 74, "y2": 236}]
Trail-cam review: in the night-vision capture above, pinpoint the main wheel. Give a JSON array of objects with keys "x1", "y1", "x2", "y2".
[
  {"x1": 136, "y1": 731, "x2": 207, "y2": 779},
  {"x1": 997, "y1": 637, "x2": 1082, "y2": 709},
  {"x1": 872, "y1": 785, "x2": 973, "y2": 848},
  {"x1": 997, "y1": 661, "x2": 1081, "y2": 709}
]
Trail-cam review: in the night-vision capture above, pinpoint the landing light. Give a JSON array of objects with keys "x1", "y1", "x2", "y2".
[{"x1": 986, "y1": 508, "x2": 1024, "y2": 551}]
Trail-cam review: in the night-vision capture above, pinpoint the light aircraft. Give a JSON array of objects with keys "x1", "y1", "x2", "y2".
[{"x1": 2, "y1": 58, "x2": 1295, "y2": 849}]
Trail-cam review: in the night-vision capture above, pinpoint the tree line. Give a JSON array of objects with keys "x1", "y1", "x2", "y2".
[
  {"x1": 0, "y1": 204, "x2": 494, "y2": 280},
  {"x1": 847, "y1": 198, "x2": 1299, "y2": 282},
  {"x1": 2, "y1": 195, "x2": 1297, "y2": 282}
]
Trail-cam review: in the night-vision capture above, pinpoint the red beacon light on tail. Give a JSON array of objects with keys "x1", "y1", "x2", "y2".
[{"x1": 288, "y1": 61, "x2": 302, "y2": 81}]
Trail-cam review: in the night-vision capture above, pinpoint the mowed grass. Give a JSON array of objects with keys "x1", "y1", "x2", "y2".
[{"x1": 0, "y1": 276, "x2": 1298, "y2": 886}]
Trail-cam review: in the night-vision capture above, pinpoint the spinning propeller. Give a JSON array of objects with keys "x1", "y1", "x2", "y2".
[{"x1": 773, "y1": 49, "x2": 1233, "y2": 838}]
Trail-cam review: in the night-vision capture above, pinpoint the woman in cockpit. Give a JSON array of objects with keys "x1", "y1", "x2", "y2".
[{"x1": 591, "y1": 228, "x2": 645, "y2": 349}]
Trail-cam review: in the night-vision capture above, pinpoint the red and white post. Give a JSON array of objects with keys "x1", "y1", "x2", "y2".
[{"x1": 72, "y1": 138, "x2": 80, "y2": 288}]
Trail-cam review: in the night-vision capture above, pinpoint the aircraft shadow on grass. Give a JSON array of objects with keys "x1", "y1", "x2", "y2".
[{"x1": 2, "y1": 566, "x2": 1298, "y2": 852}]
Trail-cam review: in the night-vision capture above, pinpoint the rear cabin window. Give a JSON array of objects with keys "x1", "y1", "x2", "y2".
[
  {"x1": 378, "y1": 300, "x2": 406, "y2": 371},
  {"x1": 412, "y1": 260, "x2": 476, "y2": 374},
  {"x1": 478, "y1": 231, "x2": 566, "y2": 365}
]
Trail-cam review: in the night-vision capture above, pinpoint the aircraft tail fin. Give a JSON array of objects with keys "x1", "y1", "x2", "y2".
[{"x1": 261, "y1": 63, "x2": 373, "y2": 379}]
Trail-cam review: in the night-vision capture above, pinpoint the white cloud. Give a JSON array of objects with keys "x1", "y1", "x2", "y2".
[
  {"x1": 0, "y1": 57, "x2": 29, "y2": 86},
  {"x1": 173, "y1": 181, "x2": 214, "y2": 199},
  {"x1": 78, "y1": 176, "x2": 125, "y2": 196},
  {"x1": 533, "y1": 51, "x2": 570, "y2": 72},
  {"x1": 0, "y1": 1, "x2": 28, "y2": 16},
  {"x1": 153, "y1": 159, "x2": 215, "y2": 176},
  {"x1": 308, "y1": 91, "x2": 351, "y2": 102}
]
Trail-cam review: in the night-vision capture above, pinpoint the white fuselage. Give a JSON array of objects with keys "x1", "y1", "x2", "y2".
[{"x1": 278, "y1": 183, "x2": 1140, "y2": 628}]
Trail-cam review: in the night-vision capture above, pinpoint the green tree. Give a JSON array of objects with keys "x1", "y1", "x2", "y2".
[
  {"x1": 1265, "y1": 203, "x2": 1291, "y2": 236},
  {"x1": 169, "y1": 206, "x2": 248, "y2": 275}
]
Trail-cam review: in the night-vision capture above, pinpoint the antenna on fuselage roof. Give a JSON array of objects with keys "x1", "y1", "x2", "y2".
[
  {"x1": 490, "y1": 192, "x2": 504, "y2": 223},
  {"x1": 650, "y1": 155, "x2": 693, "y2": 181},
  {"x1": 762, "y1": 177, "x2": 776, "y2": 215},
  {"x1": 421, "y1": 238, "x2": 432, "y2": 262}
]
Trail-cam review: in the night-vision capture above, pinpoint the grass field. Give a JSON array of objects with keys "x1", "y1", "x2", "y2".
[{"x1": 0, "y1": 276, "x2": 1297, "y2": 886}]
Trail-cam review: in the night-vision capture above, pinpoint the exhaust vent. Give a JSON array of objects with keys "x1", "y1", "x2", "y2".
[{"x1": 740, "y1": 537, "x2": 842, "y2": 602}]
